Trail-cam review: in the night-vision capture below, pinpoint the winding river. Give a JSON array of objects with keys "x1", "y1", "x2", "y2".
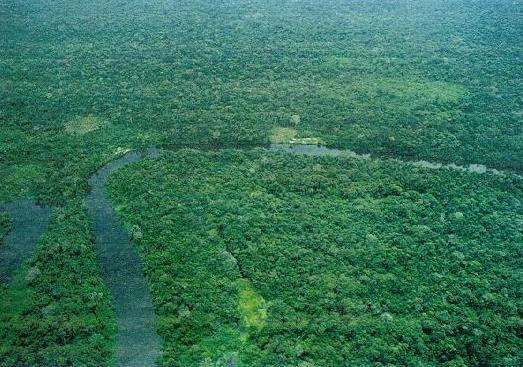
[
  {"x1": 1, "y1": 144, "x2": 520, "y2": 366},
  {"x1": 87, "y1": 148, "x2": 162, "y2": 367}
]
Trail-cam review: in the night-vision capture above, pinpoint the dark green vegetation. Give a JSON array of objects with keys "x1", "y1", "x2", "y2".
[
  {"x1": 108, "y1": 149, "x2": 523, "y2": 366},
  {"x1": 0, "y1": 203, "x2": 116, "y2": 367},
  {"x1": 0, "y1": 214, "x2": 12, "y2": 241},
  {"x1": 1, "y1": 0, "x2": 522, "y2": 206},
  {"x1": 1, "y1": 0, "x2": 522, "y2": 365}
]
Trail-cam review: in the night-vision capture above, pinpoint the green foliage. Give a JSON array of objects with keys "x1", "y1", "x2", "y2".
[
  {"x1": 0, "y1": 202, "x2": 116, "y2": 367},
  {"x1": 1, "y1": 0, "x2": 522, "y2": 364},
  {"x1": 0, "y1": 164, "x2": 47, "y2": 201},
  {"x1": 237, "y1": 279, "x2": 267, "y2": 330},
  {"x1": 114, "y1": 206, "x2": 261, "y2": 365},
  {"x1": 1, "y1": 0, "x2": 522, "y2": 205},
  {"x1": 107, "y1": 149, "x2": 523, "y2": 366},
  {"x1": 270, "y1": 127, "x2": 298, "y2": 144},
  {"x1": 0, "y1": 214, "x2": 12, "y2": 240}
]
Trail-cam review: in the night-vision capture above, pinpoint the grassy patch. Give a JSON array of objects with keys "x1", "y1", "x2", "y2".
[
  {"x1": 237, "y1": 279, "x2": 267, "y2": 330},
  {"x1": 270, "y1": 127, "x2": 297, "y2": 144},
  {"x1": 270, "y1": 127, "x2": 323, "y2": 145},
  {"x1": 64, "y1": 115, "x2": 108, "y2": 136}
]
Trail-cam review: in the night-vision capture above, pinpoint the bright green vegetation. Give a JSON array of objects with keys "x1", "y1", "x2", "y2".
[
  {"x1": 270, "y1": 127, "x2": 299, "y2": 144},
  {"x1": 1, "y1": 0, "x2": 522, "y2": 206},
  {"x1": 0, "y1": 203, "x2": 116, "y2": 367},
  {"x1": 0, "y1": 214, "x2": 12, "y2": 241},
  {"x1": 237, "y1": 279, "x2": 268, "y2": 330},
  {"x1": 107, "y1": 149, "x2": 523, "y2": 366}
]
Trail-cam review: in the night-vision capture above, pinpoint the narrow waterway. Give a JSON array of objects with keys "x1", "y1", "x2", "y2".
[
  {"x1": 269, "y1": 144, "x2": 522, "y2": 178},
  {"x1": 0, "y1": 200, "x2": 52, "y2": 284},
  {"x1": 87, "y1": 148, "x2": 161, "y2": 367}
]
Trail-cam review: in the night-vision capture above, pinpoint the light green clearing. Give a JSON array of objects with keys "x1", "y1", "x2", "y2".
[
  {"x1": 270, "y1": 127, "x2": 297, "y2": 144},
  {"x1": 270, "y1": 127, "x2": 323, "y2": 145},
  {"x1": 317, "y1": 76, "x2": 466, "y2": 106},
  {"x1": 237, "y1": 279, "x2": 267, "y2": 330},
  {"x1": 64, "y1": 115, "x2": 108, "y2": 136}
]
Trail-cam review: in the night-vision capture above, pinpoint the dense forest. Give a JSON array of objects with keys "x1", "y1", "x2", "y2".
[
  {"x1": 0, "y1": 203, "x2": 115, "y2": 366},
  {"x1": 1, "y1": 0, "x2": 522, "y2": 207},
  {"x1": 0, "y1": 0, "x2": 522, "y2": 366},
  {"x1": 107, "y1": 149, "x2": 523, "y2": 366}
]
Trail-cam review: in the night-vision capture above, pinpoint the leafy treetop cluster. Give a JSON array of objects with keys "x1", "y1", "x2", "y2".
[{"x1": 107, "y1": 149, "x2": 523, "y2": 366}]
